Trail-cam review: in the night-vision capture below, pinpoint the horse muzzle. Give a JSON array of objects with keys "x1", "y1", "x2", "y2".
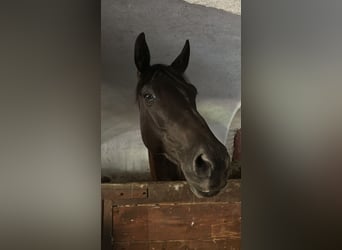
[{"x1": 189, "y1": 180, "x2": 228, "y2": 198}]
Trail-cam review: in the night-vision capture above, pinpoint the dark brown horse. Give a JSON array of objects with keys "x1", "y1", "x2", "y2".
[{"x1": 134, "y1": 33, "x2": 230, "y2": 197}]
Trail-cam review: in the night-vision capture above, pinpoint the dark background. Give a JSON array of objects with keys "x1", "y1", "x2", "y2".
[{"x1": 0, "y1": 0, "x2": 341, "y2": 250}]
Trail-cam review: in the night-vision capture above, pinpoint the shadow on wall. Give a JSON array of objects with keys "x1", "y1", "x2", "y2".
[{"x1": 101, "y1": 0, "x2": 241, "y2": 182}]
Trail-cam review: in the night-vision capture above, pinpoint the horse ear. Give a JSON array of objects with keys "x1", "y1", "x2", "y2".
[
  {"x1": 171, "y1": 40, "x2": 190, "y2": 73},
  {"x1": 134, "y1": 32, "x2": 150, "y2": 73}
]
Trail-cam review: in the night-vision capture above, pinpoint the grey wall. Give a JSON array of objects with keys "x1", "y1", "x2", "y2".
[{"x1": 101, "y1": 0, "x2": 240, "y2": 182}]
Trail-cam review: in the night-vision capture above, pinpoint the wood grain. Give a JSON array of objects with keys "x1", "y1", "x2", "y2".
[
  {"x1": 102, "y1": 199, "x2": 113, "y2": 250},
  {"x1": 112, "y1": 202, "x2": 241, "y2": 249},
  {"x1": 114, "y1": 239, "x2": 241, "y2": 250}
]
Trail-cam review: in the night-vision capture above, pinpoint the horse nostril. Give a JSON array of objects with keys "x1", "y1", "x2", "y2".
[{"x1": 194, "y1": 154, "x2": 212, "y2": 177}]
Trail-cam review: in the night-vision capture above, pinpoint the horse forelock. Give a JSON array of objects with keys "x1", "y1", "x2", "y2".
[{"x1": 135, "y1": 64, "x2": 197, "y2": 105}]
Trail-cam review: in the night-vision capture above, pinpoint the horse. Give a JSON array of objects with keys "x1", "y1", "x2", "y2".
[{"x1": 134, "y1": 32, "x2": 230, "y2": 198}]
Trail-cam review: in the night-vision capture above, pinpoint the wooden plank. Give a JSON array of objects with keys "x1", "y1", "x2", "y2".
[
  {"x1": 102, "y1": 180, "x2": 240, "y2": 205},
  {"x1": 102, "y1": 183, "x2": 148, "y2": 200},
  {"x1": 102, "y1": 199, "x2": 113, "y2": 250},
  {"x1": 112, "y1": 205, "x2": 149, "y2": 241},
  {"x1": 102, "y1": 180, "x2": 241, "y2": 249},
  {"x1": 114, "y1": 239, "x2": 241, "y2": 250},
  {"x1": 112, "y1": 202, "x2": 241, "y2": 242}
]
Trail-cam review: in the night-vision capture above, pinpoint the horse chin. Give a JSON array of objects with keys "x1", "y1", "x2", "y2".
[{"x1": 189, "y1": 185, "x2": 221, "y2": 198}]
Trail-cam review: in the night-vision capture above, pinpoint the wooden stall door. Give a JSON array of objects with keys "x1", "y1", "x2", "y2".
[{"x1": 102, "y1": 180, "x2": 241, "y2": 250}]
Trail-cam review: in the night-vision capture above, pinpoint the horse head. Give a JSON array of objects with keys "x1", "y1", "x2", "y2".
[{"x1": 134, "y1": 32, "x2": 230, "y2": 197}]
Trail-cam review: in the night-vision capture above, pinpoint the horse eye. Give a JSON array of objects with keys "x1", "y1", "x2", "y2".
[{"x1": 143, "y1": 93, "x2": 156, "y2": 105}]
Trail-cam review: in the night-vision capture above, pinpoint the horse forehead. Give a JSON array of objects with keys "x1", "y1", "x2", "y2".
[
  {"x1": 150, "y1": 70, "x2": 188, "y2": 92},
  {"x1": 154, "y1": 82, "x2": 188, "y2": 102}
]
